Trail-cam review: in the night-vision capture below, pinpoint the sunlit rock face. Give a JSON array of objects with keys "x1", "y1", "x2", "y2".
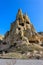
[
  {"x1": 3, "y1": 9, "x2": 43, "y2": 46},
  {"x1": 0, "y1": 35, "x2": 4, "y2": 40}
]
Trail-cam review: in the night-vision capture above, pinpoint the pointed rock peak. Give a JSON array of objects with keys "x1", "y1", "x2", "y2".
[
  {"x1": 23, "y1": 13, "x2": 30, "y2": 22},
  {"x1": 16, "y1": 9, "x2": 23, "y2": 20},
  {"x1": 23, "y1": 13, "x2": 28, "y2": 19},
  {"x1": 16, "y1": 9, "x2": 31, "y2": 24},
  {"x1": 18, "y1": 9, "x2": 22, "y2": 15}
]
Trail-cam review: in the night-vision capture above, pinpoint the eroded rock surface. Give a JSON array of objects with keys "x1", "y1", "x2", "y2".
[{"x1": 0, "y1": 9, "x2": 43, "y2": 59}]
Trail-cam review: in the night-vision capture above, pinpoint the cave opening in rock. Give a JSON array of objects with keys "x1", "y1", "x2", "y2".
[
  {"x1": 29, "y1": 40, "x2": 36, "y2": 43},
  {"x1": 18, "y1": 27, "x2": 21, "y2": 30},
  {"x1": 19, "y1": 23, "x2": 24, "y2": 26},
  {"x1": 26, "y1": 21, "x2": 30, "y2": 24},
  {"x1": 14, "y1": 43, "x2": 17, "y2": 47},
  {"x1": 0, "y1": 51, "x2": 2, "y2": 54},
  {"x1": 40, "y1": 43, "x2": 43, "y2": 46},
  {"x1": 2, "y1": 42, "x2": 7, "y2": 45},
  {"x1": 29, "y1": 40, "x2": 39, "y2": 43}
]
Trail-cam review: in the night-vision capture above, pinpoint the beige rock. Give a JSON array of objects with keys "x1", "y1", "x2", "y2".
[
  {"x1": 0, "y1": 35, "x2": 4, "y2": 40},
  {"x1": 4, "y1": 9, "x2": 43, "y2": 47}
]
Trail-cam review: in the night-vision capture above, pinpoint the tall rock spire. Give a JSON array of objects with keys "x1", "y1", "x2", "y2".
[
  {"x1": 16, "y1": 9, "x2": 23, "y2": 20},
  {"x1": 4, "y1": 9, "x2": 41, "y2": 46}
]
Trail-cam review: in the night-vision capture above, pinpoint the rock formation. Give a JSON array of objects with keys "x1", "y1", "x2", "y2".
[
  {"x1": 3, "y1": 9, "x2": 43, "y2": 46},
  {"x1": 0, "y1": 9, "x2": 43, "y2": 59}
]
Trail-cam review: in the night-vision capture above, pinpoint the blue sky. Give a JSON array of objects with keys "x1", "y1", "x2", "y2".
[{"x1": 0, "y1": 0, "x2": 43, "y2": 35}]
